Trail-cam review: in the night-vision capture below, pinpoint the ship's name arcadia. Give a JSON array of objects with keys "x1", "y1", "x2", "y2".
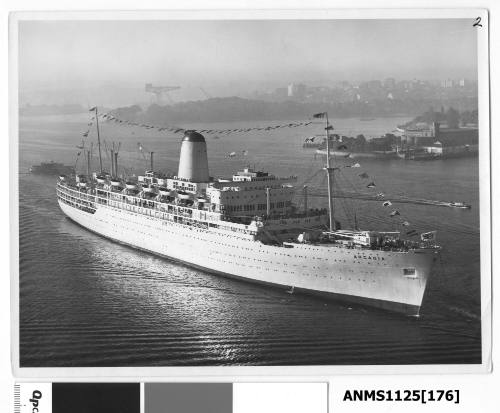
[{"x1": 353, "y1": 254, "x2": 385, "y2": 261}]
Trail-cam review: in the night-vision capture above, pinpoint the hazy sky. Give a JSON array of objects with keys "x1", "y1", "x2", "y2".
[{"x1": 19, "y1": 19, "x2": 477, "y2": 96}]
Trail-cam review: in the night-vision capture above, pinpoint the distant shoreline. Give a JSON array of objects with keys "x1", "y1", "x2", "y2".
[
  {"x1": 19, "y1": 112, "x2": 414, "y2": 124},
  {"x1": 20, "y1": 95, "x2": 477, "y2": 125},
  {"x1": 111, "y1": 98, "x2": 424, "y2": 125}
]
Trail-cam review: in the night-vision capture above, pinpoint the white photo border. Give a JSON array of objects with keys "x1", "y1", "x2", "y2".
[{"x1": 9, "y1": 7, "x2": 491, "y2": 378}]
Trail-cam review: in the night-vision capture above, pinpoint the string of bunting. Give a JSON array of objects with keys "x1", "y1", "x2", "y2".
[
  {"x1": 81, "y1": 107, "x2": 433, "y2": 241},
  {"x1": 350, "y1": 165, "x2": 421, "y2": 237},
  {"x1": 310, "y1": 154, "x2": 418, "y2": 236},
  {"x1": 81, "y1": 109, "x2": 315, "y2": 138},
  {"x1": 311, "y1": 113, "x2": 421, "y2": 238}
]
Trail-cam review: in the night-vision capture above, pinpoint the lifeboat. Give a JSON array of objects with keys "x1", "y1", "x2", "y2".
[
  {"x1": 59, "y1": 175, "x2": 66, "y2": 181},
  {"x1": 177, "y1": 191, "x2": 192, "y2": 200},
  {"x1": 125, "y1": 181, "x2": 138, "y2": 190},
  {"x1": 77, "y1": 182, "x2": 87, "y2": 188},
  {"x1": 197, "y1": 197, "x2": 208, "y2": 203},
  {"x1": 96, "y1": 175, "x2": 106, "y2": 184},
  {"x1": 143, "y1": 192, "x2": 157, "y2": 199},
  {"x1": 143, "y1": 185, "x2": 155, "y2": 193},
  {"x1": 158, "y1": 187, "x2": 173, "y2": 196},
  {"x1": 110, "y1": 178, "x2": 121, "y2": 186},
  {"x1": 125, "y1": 188, "x2": 139, "y2": 196}
]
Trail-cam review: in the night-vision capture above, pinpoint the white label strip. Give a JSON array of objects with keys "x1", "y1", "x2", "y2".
[
  {"x1": 16, "y1": 383, "x2": 52, "y2": 413},
  {"x1": 233, "y1": 383, "x2": 328, "y2": 413}
]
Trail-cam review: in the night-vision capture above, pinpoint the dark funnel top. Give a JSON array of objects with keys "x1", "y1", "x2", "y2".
[{"x1": 182, "y1": 130, "x2": 206, "y2": 143}]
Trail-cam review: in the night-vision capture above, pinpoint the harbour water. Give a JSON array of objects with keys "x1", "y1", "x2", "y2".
[{"x1": 19, "y1": 114, "x2": 482, "y2": 366}]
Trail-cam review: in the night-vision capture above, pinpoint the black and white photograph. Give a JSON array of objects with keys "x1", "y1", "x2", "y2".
[{"x1": 11, "y1": 10, "x2": 490, "y2": 370}]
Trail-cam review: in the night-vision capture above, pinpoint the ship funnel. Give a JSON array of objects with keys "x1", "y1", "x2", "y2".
[{"x1": 177, "y1": 130, "x2": 209, "y2": 182}]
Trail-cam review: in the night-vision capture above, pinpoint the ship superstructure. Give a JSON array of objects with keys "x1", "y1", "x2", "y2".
[{"x1": 56, "y1": 115, "x2": 440, "y2": 316}]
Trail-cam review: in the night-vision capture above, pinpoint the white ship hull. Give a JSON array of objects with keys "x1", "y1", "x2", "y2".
[{"x1": 58, "y1": 200, "x2": 438, "y2": 315}]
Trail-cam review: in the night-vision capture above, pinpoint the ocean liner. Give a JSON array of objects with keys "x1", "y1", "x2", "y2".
[{"x1": 56, "y1": 111, "x2": 440, "y2": 316}]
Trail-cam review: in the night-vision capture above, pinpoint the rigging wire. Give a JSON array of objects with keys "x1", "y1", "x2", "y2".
[{"x1": 333, "y1": 173, "x2": 356, "y2": 229}]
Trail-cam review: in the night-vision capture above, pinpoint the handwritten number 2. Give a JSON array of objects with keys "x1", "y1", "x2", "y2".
[{"x1": 473, "y1": 17, "x2": 482, "y2": 27}]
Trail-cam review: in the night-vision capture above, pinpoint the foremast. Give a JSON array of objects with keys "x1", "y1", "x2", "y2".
[{"x1": 90, "y1": 106, "x2": 104, "y2": 175}]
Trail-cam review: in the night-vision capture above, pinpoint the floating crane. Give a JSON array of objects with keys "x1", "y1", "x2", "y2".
[
  {"x1": 199, "y1": 87, "x2": 212, "y2": 99},
  {"x1": 145, "y1": 83, "x2": 180, "y2": 104}
]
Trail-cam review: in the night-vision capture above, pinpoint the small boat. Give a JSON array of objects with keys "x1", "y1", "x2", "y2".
[
  {"x1": 177, "y1": 191, "x2": 192, "y2": 200},
  {"x1": 158, "y1": 187, "x2": 173, "y2": 196},
  {"x1": 448, "y1": 201, "x2": 471, "y2": 209},
  {"x1": 96, "y1": 175, "x2": 106, "y2": 184},
  {"x1": 316, "y1": 149, "x2": 398, "y2": 159},
  {"x1": 143, "y1": 191, "x2": 157, "y2": 199},
  {"x1": 396, "y1": 149, "x2": 442, "y2": 160},
  {"x1": 30, "y1": 161, "x2": 74, "y2": 176},
  {"x1": 123, "y1": 188, "x2": 139, "y2": 195},
  {"x1": 302, "y1": 136, "x2": 326, "y2": 149},
  {"x1": 125, "y1": 181, "x2": 138, "y2": 190},
  {"x1": 110, "y1": 178, "x2": 121, "y2": 186}
]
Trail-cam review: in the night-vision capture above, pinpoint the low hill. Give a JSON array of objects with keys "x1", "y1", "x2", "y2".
[{"x1": 111, "y1": 96, "x2": 478, "y2": 124}]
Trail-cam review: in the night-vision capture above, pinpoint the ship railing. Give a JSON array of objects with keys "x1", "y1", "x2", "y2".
[
  {"x1": 56, "y1": 185, "x2": 97, "y2": 211},
  {"x1": 314, "y1": 237, "x2": 435, "y2": 252},
  {"x1": 63, "y1": 182, "x2": 256, "y2": 229},
  {"x1": 264, "y1": 208, "x2": 328, "y2": 221},
  {"x1": 59, "y1": 181, "x2": 307, "y2": 223},
  {"x1": 58, "y1": 182, "x2": 260, "y2": 234},
  {"x1": 57, "y1": 185, "x2": 436, "y2": 250}
]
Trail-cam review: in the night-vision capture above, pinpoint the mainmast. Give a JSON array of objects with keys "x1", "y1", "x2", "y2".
[{"x1": 324, "y1": 112, "x2": 335, "y2": 231}]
